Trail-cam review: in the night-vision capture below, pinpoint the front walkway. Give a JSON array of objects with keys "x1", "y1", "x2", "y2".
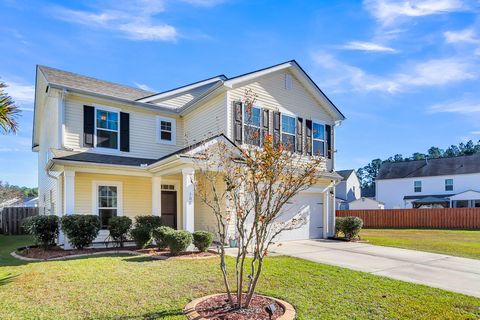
[{"x1": 270, "y1": 239, "x2": 480, "y2": 298}]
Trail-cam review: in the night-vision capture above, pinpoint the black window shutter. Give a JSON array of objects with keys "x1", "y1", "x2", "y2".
[
  {"x1": 233, "y1": 101, "x2": 243, "y2": 144},
  {"x1": 273, "y1": 111, "x2": 281, "y2": 146},
  {"x1": 83, "y1": 105, "x2": 95, "y2": 147},
  {"x1": 296, "y1": 117, "x2": 303, "y2": 153},
  {"x1": 120, "y1": 112, "x2": 130, "y2": 152},
  {"x1": 262, "y1": 109, "x2": 270, "y2": 145},
  {"x1": 305, "y1": 119, "x2": 312, "y2": 156},
  {"x1": 326, "y1": 124, "x2": 332, "y2": 159}
]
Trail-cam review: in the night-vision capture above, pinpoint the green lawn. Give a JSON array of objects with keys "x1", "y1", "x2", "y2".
[
  {"x1": 1, "y1": 235, "x2": 479, "y2": 319},
  {"x1": 360, "y1": 229, "x2": 480, "y2": 260}
]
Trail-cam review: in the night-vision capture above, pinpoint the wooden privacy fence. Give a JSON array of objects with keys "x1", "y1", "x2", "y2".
[
  {"x1": 336, "y1": 208, "x2": 480, "y2": 229},
  {"x1": 0, "y1": 207, "x2": 39, "y2": 235}
]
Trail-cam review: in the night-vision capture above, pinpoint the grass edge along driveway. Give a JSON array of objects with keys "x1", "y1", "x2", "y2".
[
  {"x1": 0, "y1": 235, "x2": 479, "y2": 319},
  {"x1": 360, "y1": 229, "x2": 480, "y2": 260}
]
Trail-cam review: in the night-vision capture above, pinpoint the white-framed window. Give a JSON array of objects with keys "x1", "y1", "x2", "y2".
[
  {"x1": 244, "y1": 105, "x2": 262, "y2": 146},
  {"x1": 414, "y1": 180, "x2": 422, "y2": 193},
  {"x1": 92, "y1": 181, "x2": 123, "y2": 229},
  {"x1": 445, "y1": 179, "x2": 453, "y2": 191},
  {"x1": 95, "y1": 107, "x2": 119, "y2": 150},
  {"x1": 312, "y1": 121, "x2": 325, "y2": 156},
  {"x1": 156, "y1": 116, "x2": 176, "y2": 145},
  {"x1": 281, "y1": 114, "x2": 296, "y2": 152}
]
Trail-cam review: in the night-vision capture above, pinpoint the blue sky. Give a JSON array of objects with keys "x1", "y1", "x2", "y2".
[{"x1": 1, "y1": 0, "x2": 480, "y2": 187}]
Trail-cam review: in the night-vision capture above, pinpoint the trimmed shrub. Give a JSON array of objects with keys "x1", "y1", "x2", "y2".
[
  {"x1": 22, "y1": 215, "x2": 59, "y2": 249},
  {"x1": 341, "y1": 216, "x2": 363, "y2": 240},
  {"x1": 108, "y1": 216, "x2": 132, "y2": 247},
  {"x1": 335, "y1": 217, "x2": 345, "y2": 237},
  {"x1": 152, "y1": 226, "x2": 175, "y2": 250},
  {"x1": 134, "y1": 216, "x2": 162, "y2": 233},
  {"x1": 130, "y1": 226, "x2": 152, "y2": 248},
  {"x1": 166, "y1": 230, "x2": 192, "y2": 255},
  {"x1": 60, "y1": 215, "x2": 101, "y2": 249},
  {"x1": 192, "y1": 230, "x2": 213, "y2": 252}
]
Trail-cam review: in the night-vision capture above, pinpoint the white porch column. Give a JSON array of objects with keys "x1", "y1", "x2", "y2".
[
  {"x1": 63, "y1": 170, "x2": 75, "y2": 215},
  {"x1": 63, "y1": 170, "x2": 75, "y2": 250},
  {"x1": 152, "y1": 176, "x2": 162, "y2": 216},
  {"x1": 182, "y1": 168, "x2": 195, "y2": 232},
  {"x1": 323, "y1": 190, "x2": 330, "y2": 239}
]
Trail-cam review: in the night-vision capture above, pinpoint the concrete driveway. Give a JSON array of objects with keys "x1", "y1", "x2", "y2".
[{"x1": 270, "y1": 240, "x2": 480, "y2": 298}]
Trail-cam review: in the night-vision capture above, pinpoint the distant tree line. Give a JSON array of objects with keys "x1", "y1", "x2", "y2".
[
  {"x1": 357, "y1": 140, "x2": 480, "y2": 189},
  {"x1": 0, "y1": 181, "x2": 38, "y2": 204}
]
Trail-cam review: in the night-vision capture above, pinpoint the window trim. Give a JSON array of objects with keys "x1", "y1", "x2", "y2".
[
  {"x1": 281, "y1": 113, "x2": 297, "y2": 151},
  {"x1": 156, "y1": 116, "x2": 176, "y2": 145},
  {"x1": 414, "y1": 180, "x2": 422, "y2": 193},
  {"x1": 445, "y1": 178, "x2": 454, "y2": 191},
  {"x1": 311, "y1": 119, "x2": 326, "y2": 157},
  {"x1": 92, "y1": 181, "x2": 123, "y2": 228},
  {"x1": 93, "y1": 105, "x2": 121, "y2": 152},
  {"x1": 242, "y1": 103, "x2": 263, "y2": 146}
]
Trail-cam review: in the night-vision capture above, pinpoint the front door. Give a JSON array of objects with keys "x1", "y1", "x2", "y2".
[{"x1": 161, "y1": 191, "x2": 177, "y2": 229}]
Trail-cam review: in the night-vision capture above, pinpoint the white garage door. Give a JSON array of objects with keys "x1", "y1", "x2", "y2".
[{"x1": 275, "y1": 192, "x2": 324, "y2": 242}]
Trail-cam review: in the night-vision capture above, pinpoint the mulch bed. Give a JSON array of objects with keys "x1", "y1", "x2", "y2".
[
  {"x1": 16, "y1": 245, "x2": 218, "y2": 261},
  {"x1": 195, "y1": 294, "x2": 284, "y2": 319},
  {"x1": 138, "y1": 248, "x2": 218, "y2": 260}
]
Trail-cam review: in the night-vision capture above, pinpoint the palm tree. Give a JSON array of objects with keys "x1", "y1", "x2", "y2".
[{"x1": 0, "y1": 81, "x2": 20, "y2": 134}]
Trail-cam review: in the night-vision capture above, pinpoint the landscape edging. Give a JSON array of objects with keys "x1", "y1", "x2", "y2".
[{"x1": 183, "y1": 293, "x2": 296, "y2": 320}]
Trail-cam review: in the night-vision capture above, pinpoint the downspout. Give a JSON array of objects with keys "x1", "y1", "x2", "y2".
[
  {"x1": 46, "y1": 159, "x2": 65, "y2": 246},
  {"x1": 321, "y1": 179, "x2": 342, "y2": 239}
]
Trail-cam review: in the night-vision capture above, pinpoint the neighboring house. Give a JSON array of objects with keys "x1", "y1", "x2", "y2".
[
  {"x1": 376, "y1": 154, "x2": 480, "y2": 209},
  {"x1": 33, "y1": 60, "x2": 345, "y2": 248},
  {"x1": 0, "y1": 196, "x2": 38, "y2": 209},
  {"x1": 335, "y1": 169, "x2": 361, "y2": 209},
  {"x1": 348, "y1": 197, "x2": 384, "y2": 210}
]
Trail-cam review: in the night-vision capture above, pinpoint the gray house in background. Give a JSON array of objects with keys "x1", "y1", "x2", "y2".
[{"x1": 335, "y1": 170, "x2": 361, "y2": 209}]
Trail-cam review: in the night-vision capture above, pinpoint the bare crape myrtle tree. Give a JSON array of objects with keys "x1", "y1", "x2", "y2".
[{"x1": 193, "y1": 89, "x2": 323, "y2": 309}]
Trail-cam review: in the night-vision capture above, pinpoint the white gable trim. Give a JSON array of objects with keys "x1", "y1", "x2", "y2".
[{"x1": 137, "y1": 76, "x2": 226, "y2": 103}]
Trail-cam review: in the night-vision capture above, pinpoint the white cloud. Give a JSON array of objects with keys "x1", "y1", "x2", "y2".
[
  {"x1": 2, "y1": 80, "x2": 35, "y2": 104},
  {"x1": 311, "y1": 52, "x2": 477, "y2": 94},
  {"x1": 428, "y1": 97, "x2": 480, "y2": 114},
  {"x1": 364, "y1": 0, "x2": 468, "y2": 25},
  {"x1": 0, "y1": 147, "x2": 21, "y2": 152},
  {"x1": 342, "y1": 41, "x2": 397, "y2": 52},
  {"x1": 181, "y1": 0, "x2": 224, "y2": 6},
  {"x1": 53, "y1": 1, "x2": 178, "y2": 42},
  {"x1": 444, "y1": 28, "x2": 479, "y2": 43},
  {"x1": 471, "y1": 131, "x2": 480, "y2": 135},
  {"x1": 134, "y1": 82, "x2": 154, "y2": 91}
]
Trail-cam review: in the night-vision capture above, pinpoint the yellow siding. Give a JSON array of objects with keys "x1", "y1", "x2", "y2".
[
  {"x1": 183, "y1": 93, "x2": 227, "y2": 144},
  {"x1": 74, "y1": 173, "x2": 152, "y2": 219},
  {"x1": 193, "y1": 174, "x2": 226, "y2": 236},
  {"x1": 153, "y1": 84, "x2": 212, "y2": 108},
  {"x1": 38, "y1": 85, "x2": 60, "y2": 215},
  {"x1": 64, "y1": 94, "x2": 185, "y2": 159},
  {"x1": 228, "y1": 70, "x2": 335, "y2": 170}
]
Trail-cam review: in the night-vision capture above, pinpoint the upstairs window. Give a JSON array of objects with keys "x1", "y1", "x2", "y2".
[
  {"x1": 157, "y1": 116, "x2": 176, "y2": 145},
  {"x1": 96, "y1": 109, "x2": 119, "y2": 149},
  {"x1": 312, "y1": 122, "x2": 325, "y2": 156},
  {"x1": 281, "y1": 114, "x2": 296, "y2": 152},
  {"x1": 244, "y1": 105, "x2": 262, "y2": 146},
  {"x1": 414, "y1": 180, "x2": 422, "y2": 193},
  {"x1": 445, "y1": 179, "x2": 453, "y2": 191}
]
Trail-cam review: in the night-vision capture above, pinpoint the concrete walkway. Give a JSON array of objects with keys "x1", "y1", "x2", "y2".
[{"x1": 269, "y1": 239, "x2": 480, "y2": 298}]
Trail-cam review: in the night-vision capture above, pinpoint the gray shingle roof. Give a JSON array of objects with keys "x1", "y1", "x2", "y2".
[
  {"x1": 39, "y1": 65, "x2": 155, "y2": 101},
  {"x1": 337, "y1": 169, "x2": 354, "y2": 180},
  {"x1": 53, "y1": 152, "x2": 157, "y2": 167},
  {"x1": 377, "y1": 153, "x2": 480, "y2": 180}
]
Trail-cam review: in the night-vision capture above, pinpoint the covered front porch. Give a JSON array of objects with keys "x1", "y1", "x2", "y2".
[{"x1": 49, "y1": 161, "x2": 217, "y2": 247}]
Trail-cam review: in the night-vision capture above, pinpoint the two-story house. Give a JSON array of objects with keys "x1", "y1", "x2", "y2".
[
  {"x1": 335, "y1": 169, "x2": 361, "y2": 209},
  {"x1": 376, "y1": 154, "x2": 480, "y2": 209},
  {"x1": 33, "y1": 60, "x2": 345, "y2": 247}
]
